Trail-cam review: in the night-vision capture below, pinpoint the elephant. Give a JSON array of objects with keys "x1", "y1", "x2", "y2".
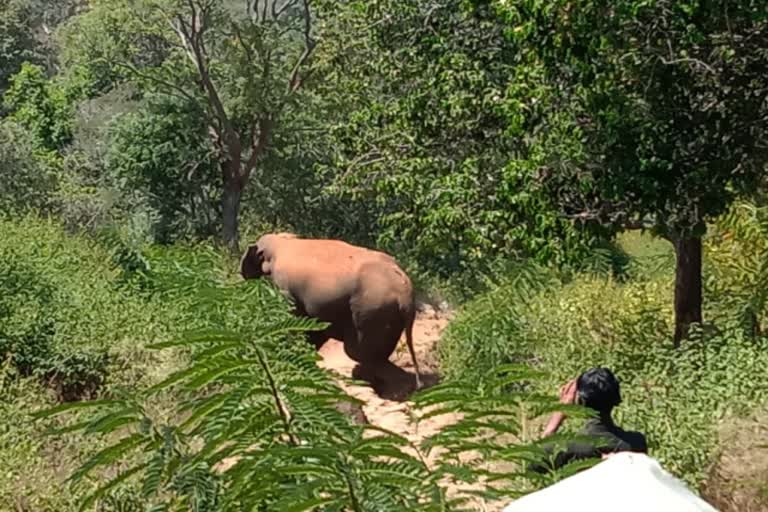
[{"x1": 240, "y1": 233, "x2": 422, "y2": 388}]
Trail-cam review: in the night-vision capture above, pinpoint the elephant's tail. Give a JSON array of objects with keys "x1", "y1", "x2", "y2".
[{"x1": 401, "y1": 302, "x2": 421, "y2": 389}]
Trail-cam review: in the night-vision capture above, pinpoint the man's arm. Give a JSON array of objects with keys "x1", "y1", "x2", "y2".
[
  {"x1": 527, "y1": 379, "x2": 579, "y2": 474},
  {"x1": 542, "y1": 379, "x2": 577, "y2": 438}
]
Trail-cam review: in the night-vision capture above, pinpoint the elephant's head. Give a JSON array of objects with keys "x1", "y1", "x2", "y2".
[
  {"x1": 240, "y1": 243, "x2": 267, "y2": 279},
  {"x1": 240, "y1": 233, "x2": 296, "y2": 279}
]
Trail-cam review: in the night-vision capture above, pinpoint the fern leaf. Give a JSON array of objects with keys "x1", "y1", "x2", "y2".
[
  {"x1": 185, "y1": 360, "x2": 255, "y2": 390},
  {"x1": 254, "y1": 316, "x2": 329, "y2": 338},
  {"x1": 142, "y1": 451, "x2": 166, "y2": 499},
  {"x1": 146, "y1": 329, "x2": 243, "y2": 350},
  {"x1": 145, "y1": 364, "x2": 206, "y2": 395},
  {"x1": 190, "y1": 341, "x2": 243, "y2": 361},
  {"x1": 32, "y1": 399, "x2": 127, "y2": 420},
  {"x1": 70, "y1": 433, "x2": 148, "y2": 483},
  {"x1": 78, "y1": 462, "x2": 149, "y2": 511},
  {"x1": 278, "y1": 496, "x2": 337, "y2": 512},
  {"x1": 177, "y1": 391, "x2": 235, "y2": 431},
  {"x1": 45, "y1": 418, "x2": 98, "y2": 436},
  {"x1": 85, "y1": 414, "x2": 141, "y2": 435}
]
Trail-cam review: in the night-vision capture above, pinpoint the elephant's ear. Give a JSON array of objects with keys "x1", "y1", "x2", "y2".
[{"x1": 239, "y1": 244, "x2": 263, "y2": 279}]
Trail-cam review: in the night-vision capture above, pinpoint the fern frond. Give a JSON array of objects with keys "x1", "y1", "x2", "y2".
[
  {"x1": 70, "y1": 433, "x2": 149, "y2": 483},
  {"x1": 277, "y1": 496, "x2": 337, "y2": 512},
  {"x1": 78, "y1": 462, "x2": 149, "y2": 511},
  {"x1": 146, "y1": 329, "x2": 244, "y2": 350},
  {"x1": 142, "y1": 451, "x2": 166, "y2": 498},
  {"x1": 32, "y1": 399, "x2": 128, "y2": 420}
]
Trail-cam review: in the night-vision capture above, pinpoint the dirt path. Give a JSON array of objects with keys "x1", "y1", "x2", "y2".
[
  {"x1": 317, "y1": 305, "x2": 503, "y2": 510},
  {"x1": 317, "y1": 304, "x2": 452, "y2": 439}
]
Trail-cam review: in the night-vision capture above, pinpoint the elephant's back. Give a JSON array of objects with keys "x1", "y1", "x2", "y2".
[
  {"x1": 267, "y1": 236, "x2": 412, "y2": 308},
  {"x1": 274, "y1": 238, "x2": 396, "y2": 275}
]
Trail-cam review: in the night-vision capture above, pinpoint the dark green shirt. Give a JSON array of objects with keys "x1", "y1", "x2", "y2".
[{"x1": 530, "y1": 415, "x2": 648, "y2": 473}]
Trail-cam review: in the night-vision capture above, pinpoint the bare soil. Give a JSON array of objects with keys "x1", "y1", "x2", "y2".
[
  {"x1": 317, "y1": 303, "x2": 455, "y2": 444},
  {"x1": 318, "y1": 304, "x2": 506, "y2": 510},
  {"x1": 701, "y1": 411, "x2": 768, "y2": 512}
]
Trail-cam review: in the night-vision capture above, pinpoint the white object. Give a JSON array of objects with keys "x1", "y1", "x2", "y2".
[{"x1": 502, "y1": 452, "x2": 718, "y2": 512}]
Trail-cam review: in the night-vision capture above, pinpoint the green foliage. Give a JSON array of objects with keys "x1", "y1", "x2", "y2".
[
  {"x1": 316, "y1": 0, "x2": 597, "y2": 275},
  {"x1": 0, "y1": 366, "x2": 82, "y2": 509},
  {"x1": 4, "y1": 0, "x2": 768, "y2": 507},
  {"x1": 38, "y1": 280, "x2": 451, "y2": 510},
  {"x1": 486, "y1": 0, "x2": 768, "y2": 238},
  {"x1": 17, "y1": 220, "x2": 588, "y2": 511},
  {"x1": 41, "y1": 326, "x2": 579, "y2": 510},
  {"x1": 0, "y1": 216, "x2": 170, "y2": 400},
  {"x1": 2, "y1": 62, "x2": 81, "y2": 150},
  {"x1": 414, "y1": 364, "x2": 599, "y2": 501},
  {"x1": 0, "y1": 0, "x2": 83, "y2": 97},
  {"x1": 58, "y1": 0, "x2": 324, "y2": 247},
  {"x1": 106, "y1": 95, "x2": 220, "y2": 243},
  {"x1": 0, "y1": 0, "x2": 39, "y2": 95},
  {"x1": 706, "y1": 201, "x2": 768, "y2": 334},
  {"x1": 0, "y1": 120, "x2": 59, "y2": 214}
]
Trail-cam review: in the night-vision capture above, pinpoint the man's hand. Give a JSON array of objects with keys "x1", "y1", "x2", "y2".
[
  {"x1": 542, "y1": 378, "x2": 579, "y2": 438},
  {"x1": 559, "y1": 379, "x2": 578, "y2": 405}
]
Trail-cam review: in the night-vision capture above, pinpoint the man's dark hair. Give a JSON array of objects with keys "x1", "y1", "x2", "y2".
[{"x1": 576, "y1": 367, "x2": 622, "y2": 413}]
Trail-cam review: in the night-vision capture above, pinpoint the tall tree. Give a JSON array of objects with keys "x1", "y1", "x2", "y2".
[
  {"x1": 487, "y1": 0, "x2": 768, "y2": 343},
  {"x1": 60, "y1": 0, "x2": 318, "y2": 251},
  {"x1": 314, "y1": 0, "x2": 598, "y2": 275}
]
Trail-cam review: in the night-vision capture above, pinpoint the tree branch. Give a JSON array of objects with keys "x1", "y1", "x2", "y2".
[
  {"x1": 111, "y1": 60, "x2": 198, "y2": 106},
  {"x1": 275, "y1": 0, "x2": 298, "y2": 20},
  {"x1": 243, "y1": 117, "x2": 273, "y2": 178},
  {"x1": 286, "y1": 0, "x2": 316, "y2": 94},
  {"x1": 174, "y1": 2, "x2": 242, "y2": 177},
  {"x1": 564, "y1": 209, "x2": 656, "y2": 231},
  {"x1": 660, "y1": 56, "x2": 716, "y2": 74},
  {"x1": 231, "y1": 23, "x2": 255, "y2": 65}
]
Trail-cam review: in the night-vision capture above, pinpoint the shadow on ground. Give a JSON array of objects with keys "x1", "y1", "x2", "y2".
[{"x1": 351, "y1": 361, "x2": 441, "y2": 401}]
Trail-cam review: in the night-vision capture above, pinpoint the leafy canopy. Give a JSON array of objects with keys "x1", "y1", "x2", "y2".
[
  {"x1": 487, "y1": 0, "x2": 768, "y2": 237},
  {"x1": 315, "y1": 0, "x2": 599, "y2": 274}
]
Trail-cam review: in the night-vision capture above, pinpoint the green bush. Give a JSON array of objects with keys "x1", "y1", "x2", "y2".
[
  {"x1": 0, "y1": 216, "x2": 171, "y2": 399},
  {"x1": 440, "y1": 265, "x2": 768, "y2": 488},
  {"x1": 19, "y1": 221, "x2": 582, "y2": 510},
  {"x1": 2, "y1": 62, "x2": 78, "y2": 151},
  {"x1": 105, "y1": 96, "x2": 220, "y2": 243},
  {"x1": 0, "y1": 121, "x2": 59, "y2": 214}
]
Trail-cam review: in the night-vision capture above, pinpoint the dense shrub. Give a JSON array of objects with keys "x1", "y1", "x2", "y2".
[
  {"x1": 0, "y1": 216, "x2": 170, "y2": 399},
  {"x1": 0, "y1": 121, "x2": 59, "y2": 214},
  {"x1": 2, "y1": 62, "x2": 78, "y2": 150},
  {"x1": 16, "y1": 221, "x2": 577, "y2": 510},
  {"x1": 440, "y1": 243, "x2": 768, "y2": 487},
  {"x1": 0, "y1": 218, "x2": 328, "y2": 508},
  {"x1": 33, "y1": 248, "x2": 455, "y2": 510},
  {"x1": 105, "y1": 96, "x2": 220, "y2": 243}
]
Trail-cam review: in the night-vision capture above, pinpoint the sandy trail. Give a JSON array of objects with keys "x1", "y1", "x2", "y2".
[
  {"x1": 317, "y1": 304, "x2": 453, "y2": 440},
  {"x1": 317, "y1": 305, "x2": 503, "y2": 510}
]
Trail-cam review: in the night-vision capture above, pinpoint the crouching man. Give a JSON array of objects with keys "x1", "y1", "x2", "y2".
[{"x1": 529, "y1": 367, "x2": 648, "y2": 473}]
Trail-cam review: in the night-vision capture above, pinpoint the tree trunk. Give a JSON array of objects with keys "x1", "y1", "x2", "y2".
[
  {"x1": 672, "y1": 235, "x2": 703, "y2": 346},
  {"x1": 221, "y1": 176, "x2": 243, "y2": 254}
]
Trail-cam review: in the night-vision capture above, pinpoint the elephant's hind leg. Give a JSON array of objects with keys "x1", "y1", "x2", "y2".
[{"x1": 344, "y1": 301, "x2": 403, "y2": 365}]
